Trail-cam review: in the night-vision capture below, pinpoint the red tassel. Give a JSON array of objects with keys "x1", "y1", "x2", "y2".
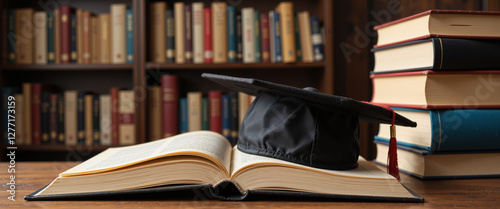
[{"x1": 388, "y1": 125, "x2": 400, "y2": 180}]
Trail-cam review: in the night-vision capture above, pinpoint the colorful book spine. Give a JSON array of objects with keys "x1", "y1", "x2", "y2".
[
  {"x1": 126, "y1": 9, "x2": 134, "y2": 63},
  {"x1": 260, "y1": 13, "x2": 270, "y2": 63},
  {"x1": 229, "y1": 92, "x2": 239, "y2": 143},
  {"x1": 49, "y1": 94, "x2": 58, "y2": 144},
  {"x1": 253, "y1": 11, "x2": 261, "y2": 63},
  {"x1": 184, "y1": 4, "x2": 193, "y2": 63},
  {"x1": 47, "y1": 12, "x2": 55, "y2": 63},
  {"x1": 212, "y1": 2, "x2": 227, "y2": 63},
  {"x1": 6, "y1": 10, "x2": 15, "y2": 63},
  {"x1": 236, "y1": 13, "x2": 243, "y2": 62},
  {"x1": 294, "y1": 12, "x2": 302, "y2": 62},
  {"x1": 209, "y1": 91, "x2": 222, "y2": 134},
  {"x1": 92, "y1": 95, "x2": 100, "y2": 145},
  {"x1": 276, "y1": 2, "x2": 296, "y2": 63},
  {"x1": 70, "y1": 13, "x2": 77, "y2": 63},
  {"x1": 227, "y1": 6, "x2": 236, "y2": 63},
  {"x1": 242, "y1": 8, "x2": 254, "y2": 63},
  {"x1": 192, "y1": 2, "x2": 204, "y2": 64},
  {"x1": 110, "y1": 87, "x2": 119, "y2": 145},
  {"x1": 179, "y1": 97, "x2": 188, "y2": 133},
  {"x1": 221, "y1": 94, "x2": 231, "y2": 142},
  {"x1": 272, "y1": 12, "x2": 282, "y2": 63},
  {"x1": 203, "y1": 8, "x2": 212, "y2": 63},
  {"x1": 166, "y1": 10, "x2": 175, "y2": 63},
  {"x1": 1, "y1": 87, "x2": 19, "y2": 145},
  {"x1": 269, "y1": 11, "x2": 275, "y2": 63},
  {"x1": 77, "y1": 92, "x2": 85, "y2": 144},
  {"x1": 41, "y1": 92, "x2": 50, "y2": 144},
  {"x1": 161, "y1": 75, "x2": 178, "y2": 138},
  {"x1": 118, "y1": 90, "x2": 135, "y2": 145},
  {"x1": 64, "y1": 91, "x2": 77, "y2": 146},
  {"x1": 310, "y1": 16, "x2": 323, "y2": 62},
  {"x1": 60, "y1": 6, "x2": 73, "y2": 63},
  {"x1": 201, "y1": 97, "x2": 209, "y2": 130},
  {"x1": 57, "y1": 94, "x2": 65, "y2": 144}
]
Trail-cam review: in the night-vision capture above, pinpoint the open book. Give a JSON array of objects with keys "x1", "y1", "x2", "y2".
[{"x1": 26, "y1": 131, "x2": 423, "y2": 202}]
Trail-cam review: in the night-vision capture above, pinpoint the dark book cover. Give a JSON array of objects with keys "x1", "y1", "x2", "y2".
[
  {"x1": 41, "y1": 92, "x2": 51, "y2": 144},
  {"x1": 201, "y1": 97, "x2": 209, "y2": 130},
  {"x1": 7, "y1": 9, "x2": 16, "y2": 63},
  {"x1": 49, "y1": 94, "x2": 58, "y2": 144},
  {"x1": 110, "y1": 88, "x2": 120, "y2": 145},
  {"x1": 260, "y1": 13, "x2": 270, "y2": 63},
  {"x1": 236, "y1": 13, "x2": 243, "y2": 62},
  {"x1": 57, "y1": 94, "x2": 65, "y2": 144},
  {"x1": 47, "y1": 12, "x2": 55, "y2": 63},
  {"x1": 229, "y1": 92, "x2": 238, "y2": 144},
  {"x1": 227, "y1": 6, "x2": 236, "y2": 63},
  {"x1": 209, "y1": 91, "x2": 222, "y2": 134},
  {"x1": 70, "y1": 13, "x2": 77, "y2": 63},
  {"x1": 294, "y1": 12, "x2": 302, "y2": 62},
  {"x1": 77, "y1": 92, "x2": 85, "y2": 144},
  {"x1": 179, "y1": 97, "x2": 188, "y2": 133},
  {"x1": 273, "y1": 12, "x2": 282, "y2": 63},
  {"x1": 60, "y1": 6, "x2": 73, "y2": 63},
  {"x1": 165, "y1": 10, "x2": 175, "y2": 63},
  {"x1": 31, "y1": 84, "x2": 50, "y2": 145},
  {"x1": 203, "y1": 8, "x2": 213, "y2": 63},
  {"x1": 184, "y1": 5, "x2": 193, "y2": 63},
  {"x1": 310, "y1": 17, "x2": 323, "y2": 62},
  {"x1": 126, "y1": 9, "x2": 134, "y2": 63},
  {"x1": 161, "y1": 75, "x2": 178, "y2": 138},
  {"x1": 1, "y1": 87, "x2": 20, "y2": 145},
  {"x1": 221, "y1": 94, "x2": 231, "y2": 142},
  {"x1": 92, "y1": 95, "x2": 100, "y2": 145},
  {"x1": 253, "y1": 11, "x2": 261, "y2": 63}
]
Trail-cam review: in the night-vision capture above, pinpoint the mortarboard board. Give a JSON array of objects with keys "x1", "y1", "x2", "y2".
[{"x1": 202, "y1": 73, "x2": 416, "y2": 173}]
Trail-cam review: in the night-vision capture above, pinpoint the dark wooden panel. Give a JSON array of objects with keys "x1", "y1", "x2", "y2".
[{"x1": 486, "y1": 0, "x2": 500, "y2": 10}]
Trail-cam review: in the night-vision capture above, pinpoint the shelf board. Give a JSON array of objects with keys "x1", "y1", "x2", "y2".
[
  {"x1": 1, "y1": 145, "x2": 121, "y2": 152},
  {"x1": 0, "y1": 63, "x2": 134, "y2": 71},
  {"x1": 146, "y1": 62, "x2": 324, "y2": 70}
]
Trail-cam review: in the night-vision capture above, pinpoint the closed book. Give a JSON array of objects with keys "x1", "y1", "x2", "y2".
[
  {"x1": 99, "y1": 14, "x2": 111, "y2": 63},
  {"x1": 126, "y1": 9, "x2": 134, "y2": 63},
  {"x1": 84, "y1": 94, "x2": 93, "y2": 145},
  {"x1": 54, "y1": 9, "x2": 60, "y2": 64},
  {"x1": 76, "y1": 9, "x2": 83, "y2": 63},
  {"x1": 70, "y1": 13, "x2": 77, "y2": 63},
  {"x1": 14, "y1": 94, "x2": 24, "y2": 145},
  {"x1": 229, "y1": 92, "x2": 239, "y2": 142},
  {"x1": 1, "y1": 87, "x2": 19, "y2": 145},
  {"x1": 187, "y1": 92, "x2": 202, "y2": 131},
  {"x1": 22, "y1": 84, "x2": 32, "y2": 145},
  {"x1": 272, "y1": 12, "x2": 283, "y2": 62},
  {"x1": 77, "y1": 92, "x2": 85, "y2": 145},
  {"x1": 236, "y1": 14, "x2": 243, "y2": 62},
  {"x1": 260, "y1": 13, "x2": 270, "y2": 63},
  {"x1": 165, "y1": 10, "x2": 175, "y2": 63},
  {"x1": 82, "y1": 11, "x2": 92, "y2": 63},
  {"x1": 238, "y1": 92, "x2": 250, "y2": 126},
  {"x1": 184, "y1": 4, "x2": 193, "y2": 63},
  {"x1": 253, "y1": 11, "x2": 261, "y2": 63},
  {"x1": 212, "y1": 2, "x2": 227, "y2": 63},
  {"x1": 148, "y1": 87, "x2": 162, "y2": 141},
  {"x1": 99, "y1": 95, "x2": 111, "y2": 145},
  {"x1": 7, "y1": 10, "x2": 15, "y2": 63},
  {"x1": 92, "y1": 95, "x2": 100, "y2": 145},
  {"x1": 203, "y1": 8, "x2": 212, "y2": 63},
  {"x1": 242, "y1": 8, "x2": 254, "y2": 63},
  {"x1": 49, "y1": 94, "x2": 58, "y2": 144},
  {"x1": 16, "y1": 8, "x2": 34, "y2": 64},
  {"x1": 64, "y1": 91, "x2": 77, "y2": 146},
  {"x1": 161, "y1": 75, "x2": 178, "y2": 138},
  {"x1": 119, "y1": 90, "x2": 135, "y2": 145},
  {"x1": 111, "y1": 4, "x2": 127, "y2": 64},
  {"x1": 47, "y1": 12, "x2": 55, "y2": 63},
  {"x1": 269, "y1": 11, "x2": 275, "y2": 63},
  {"x1": 227, "y1": 6, "x2": 236, "y2": 63},
  {"x1": 31, "y1": 84, "x2": 48, "y2": 145},
  {"x1": 294, "y1": 12, "x2": 301, "y2": 62},
  {"x1": 174, "y1": 2, "x2": 185, "y2": 64},
  {"x1": 298, "y1": 11, "x2": 313, "y2": 62},
  {"x1": 149, "y1": 2, "x2": 166, "y2": 63},
  {"x1": 110, "y1": 87, "x2": 120, "y2": 145},
  {"x1": 377, "y1": 107, "x2": 500, "y2": 152},
  {"x1": 275, "y1": 2, "x2": 296, "y2": 63},
  {"x1": 41, "y1": 92, "x2": 50, "y2": 144},
  {"x1": 192, "y1": 3, "x2": 204, "y2": 64},
  {"x1": 373, "y1": 38, "x2": 500, "y2": 73},
  {"x1": 57, "y1": 94, "x2": 65, "y2": 144},
  {"x1": 91, "y1": 17, "x2": 100, "y2": 63},
  {"x1": 310, "y1": 17, "x2": 323, "y2": 62},
  {"x1": 201, "y1": 97, "x2": 209, "y2": 130},
  {"x1": 221, "y1": 94, "x2": 231, "y2": 142},
  {"x1": 209, "y1": 91, "x2": 222, "y2": 134},
  {"x1": 59, "y1": 6, "x2": 73, "y2": 63},
  {"x1": 179, "y1": 97, "x2": 188, "y2": 133}
]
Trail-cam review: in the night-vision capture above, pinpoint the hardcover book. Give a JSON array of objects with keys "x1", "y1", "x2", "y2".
[
  {"x1": 310, "y1": 16, "x2": 323, "y2": 62},
  {"x1": 16, "y1": 8, "x2": 34, "y2": 64},
  {"x1": 298, "y1": 11, "x2": 313, "y2": 62},
  {"x1": 110, "y1": 88, "x2": 120, "y2": 145},
  {"x1": 161, "y1": 75, "x2": 178, "y2": 138},
  {"x1": 99, "y1": 95, "x2": 111, "y2": 145},
  {"x1": 184, "y1": 4, "x2": 193, "y2": 63},
  {"x1": 126, "y1": 9, "x2": 134, "y2": 63},
  {"x1": 242, "y1": 8, "x2": 255, "y2": 63},
  {"x1": 118, "y1": 90, "x2": 135, "y2": 145},
  {"x1": 275, "y1": 2, "x2": 296, "y2": 63},
  {"x1": 149, "y1": 2, "x2": 166, "y2": 63},
  {"x1": 99, "y1": 13, "x2": 111, "y2": 63},
  {"x1": 82, "y1": 11, "x2": 91, "y2": 63},
  {"x1": 212, "y1": 2, "x2": 227, "y2": 63},
  {"x1": 47, "y1": 12, "x2": 55, "y2": 63},
  {"x1": 174, "y1": 2, "x2": 185, "y2": 64},
  {"x1": 22, "y1": 83, "x2": 32, "y2": 145},
  {"x1": 209, "y1": 91, "x2": 222, "y2": 134},
  {"x1": 41, "y1": 92, "x2": 50, "y2": 144},
  {"x1": 192, "y1": 2, "x2": 204, "y2": 64},
  {"x1": 166, "y1": 10, "x2": 175, "y2": 63},
  {"x1": 179, "y1": 97, "x2": 188, "y2": 133},
  {"x1": 203, "y1": 8, "x2": 213, "y2": 63},
  {"x1": 227, "y1": 6, "x2": 237, "y2": 63},
  {"x1": 111, "y1": 4, "x2": 127, "y2": 64},
  {"x1": 148, "y1": 87, "x2": 162, "y2": 141},
  {"x1": 187, "y1": 92, "x2": 202, "y2": 131},
  {"x1": 253, "y1": 11, "x2": 261, "y2": 63},
  {"x1": 64, "y1": 91, "x2": 77, "y2": 146},
  {"x1": 221, "y1": 94, "x2": 231, "y2": 142},
  {"x1": 60, "y1": 6, "x2": 73, "y2": 63},
  {"x1": 34, "y1": 11, "x2": 47, "y2": 64}
]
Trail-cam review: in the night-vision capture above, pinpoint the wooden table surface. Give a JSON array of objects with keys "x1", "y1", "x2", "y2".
[{"x1": 1, "y1": 162, "x2": 499, "y2": 208}]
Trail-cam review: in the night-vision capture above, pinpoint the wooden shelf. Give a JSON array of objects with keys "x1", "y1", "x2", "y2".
[
  {"x1": 145, "y1": 62, "x2": 325, "y2": 70},
  {"x1": 1, "y1": 145, "x2": 120, "y2": 152},
  {"x1": 0, "y1": 63, "x2": 134, "y2": 71}
]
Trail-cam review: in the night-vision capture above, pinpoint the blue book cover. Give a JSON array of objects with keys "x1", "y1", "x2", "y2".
[
  {"x1": 221, "y1": 94, "x2": 231, "y2": 142},
  {"x1": 2, "y1": 87, "x2": 20, "y2": 145},
  {"x1": 47, "y1": 12, "x2": 55, "y2": 63},
  {"x1": 201, "y1": 97, "x2": 209, "y2": 130},
  {"x1": 179, "y1": 98, "x2": 188, "y2": 133},
  {"x1": 253, "y1": 11, "x2": 261, "y2": 62},
  {"x1": 7, "y1": 10, "x2": 15, "y2": 63},
  {"x1": 227, "y1": 6, "x2": 237, "y2": 63},
  {"x1": 70, "y1": 14, "x2": 77, "y2": 63},
  {"x1": 126, "y1": 9, "x2": 134, "y2": 63},
  {"x1": 273, "y1": 12, "x2": 282, "y2": 63},
  {"x1": 310, "y1": 16, "x2": 323, "y2": 62},
  {"x1": 77, "y1": 92, "x2": 85, "y2": 144},
  {"x1": 376, "y1": 107, "x2": 500, "y2": 152}
]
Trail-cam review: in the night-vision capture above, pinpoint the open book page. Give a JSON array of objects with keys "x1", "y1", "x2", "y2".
[{"x1": 61, "y1": 131, "x2": 232, "y2": 177}]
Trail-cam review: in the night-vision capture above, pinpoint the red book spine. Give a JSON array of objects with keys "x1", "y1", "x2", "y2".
[
  {"x1": 110, "y1": 87, "x2": 120, "y2": 145},
  {"x1": 161, "y1": 75, "x2": 178, "y2": 138},
  {"x1": 31, "y1": 84, "x2": 42, "y2": 145},
  {"x1": 260, "y1": 13, "x2": 270, "y2": 63},
  {"x1": 209, "y1": 91, "x2": 222, "y2": 133},
  {"x1": 49, "y1": 94, "x2": 58, "y2": 144},
  {"x1": 60, "y1": 6, "x2": 72, "y2": 64},
  {"x1": 203, "y1": 8, "x2": 213, "y2": 63}
]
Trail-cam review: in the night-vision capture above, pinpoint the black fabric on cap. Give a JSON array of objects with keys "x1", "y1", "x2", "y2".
[{"x1": 202, "y1": 73, "x2": 417, "y2": 170}]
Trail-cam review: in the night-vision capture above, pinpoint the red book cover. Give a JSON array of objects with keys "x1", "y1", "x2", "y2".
[
  {"x1": 203, "y1": 8, "x2": 213, "y2": 63},
  {"x1": 110, "y1": 87, "x2": 120, "y2": 145},
  {"x1": 60, "y1": 6, "x2": 73, "y2": 64},
  {"x1": 49, "y1": 93, "x2": 58, "y2": 144},
  {"x1": 161, "y1": 75, "x2": 178, "y2": 138},
  {"x1": 209, "y1": 91, "x2": 222, "y2": 133},
  {"x1": 260, "y1": 13, "x2": 270, "y2": 63}
]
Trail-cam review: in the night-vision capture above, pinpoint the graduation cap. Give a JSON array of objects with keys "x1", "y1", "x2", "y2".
[{"x1": 202, "y1": 73, "x2": 416, "y2": 179}]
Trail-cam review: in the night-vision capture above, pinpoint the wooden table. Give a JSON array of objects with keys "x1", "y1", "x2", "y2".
[{"x1": 1, "y1": 162, "x2": 499, "y2": 208}]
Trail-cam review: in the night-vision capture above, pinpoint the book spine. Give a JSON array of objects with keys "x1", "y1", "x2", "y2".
[
  {"x1": 179, "y1": 97, "x2": 188, "y2": 133},
  {"x1": 229, "y1": 92, "x2": 239, "y2": 143},
  {"x1": 57, "y1": 94, "x2": 64, "y2": 144},
  {"x1": 212, "y1": 2, "x2": 227, "y2": 63},
  {"x1": 236, "y1": 13, "x2": 243, "y2": 62},
  {"x1": 16, "y1": 9, "x2": 34, "y2": 64},
  {"x1": 203, "y1": 8, "x2": 213, "y2": 63},
  {"x1": 201, "y1": 97, "x2": 209, "y2": 130},
  {"x1": 276, "y1": 2, "x2": 296, "y2": 63},
  {"x1": 99, "y1": 14, "x2": 111, "y2": 63},
  {"x1": 22, "y1": 84, "x2": 32, "y2": 145},
  {"x1": 1, "y1": 88, "x2": 19, "y2": 144},
  {"x1": 41, "y1": 92, "x2": 50, "y2": 144},
  {"x1": 238, "y1": 92, "x2": 250, "y2": 126},
  {"x1": 253, "y1": 11, "x2": 261, "y2": 63},
  {"x1": 192, "y1": 3, "x2": 204, "y2": 64},
  {"x1": 84, "y1": 94, "x2": 93, "y2": 145},
  {"x1": 149, "y1": 2, "x2": 166, "y2": 63},
  {"x1": 269, "y1": 11, "x2": 275, "y2": 63},
  {"x1": 260, "y1": 13, "x2": 270, "y2": 63},
  {"x1": 91, "y1": 17, "x2": 100, "y2": 63},
  {"x1": 77, "y1": 92, "x2": 85, "y2": 145},
  {"x1": 92, "y1": 95, "x2": 100, "y2": 145},
  {"x1": 187, "y1": 92, "x2": 202, "y2": 131},
  {"x1": 31, "y1": 84, "x2": 42, "y2": 145},
  {"x1": 60, "y1": 6, "x2": 71, "y2": 63},
  {"x1": 184, "y1": 4, "x2": 193, "y2": 63},
  {"x1": 221, "y1": 94, "x2": 231, "y2": 142},
  {"x1": 82, "y1": 11, "x2": 91, "y2": 63},
  {"x1": 166, "y1": 10, "x2": 175, "y2": 63},
  {"x1": 64, "y1": 91, "x2": 77, "y2": 145},
  {"x1": 310, "y1": 17, "x2": 323, "y2": 62},
  {"x1": 294, "y1": 12, "x2": 302, "y2": 62},
  {"x1": 47, "y1": 12, "x2": 55, "y2": 63},
  {"x1": 242, "y1": 8, "x2": 254, "y2": 63},
  {"x1": 298, "y1": 11, "x2": 313, "y2": 62},
  {"x1": 126, "y1": 9, "x2": 134, "y2": 63},
  {"x1": 161, "y1": 75, "x2": 178, "y2": 138},
  {"x1": 209, "y1": 91, "x2": 222, "y2": 134},
  {"x1": 54, "y1": 9, "x2": 60, "y2": 64},
  {"x1": 119, "y1": 90, "x2": 135, "y2": 145},
  {"x1": 76, "y1": 9, "x2": 83, "y2": 63},
  {"x1": 14, "y1": 94, "x2": 23, "y2": 145},
  {"x1": 99, "y1": 95, "x2": 111, "y2": 145},
  {"x1": 49, "y1": 94, "x2": 58, "y2": 144},
  {"x1": 174, "y1": 2, "x2": 185, "y2": 64},
  {"x1": 70, "y1": 13, "x2": 77, "y2": 63},
  {"x1": 110, "y1": 87, "x2": 119, "y2": 145},
  {"x1": 148, "y1": 87, "x2": 162, "y2": 141},
  {"x1": 111, "y1": 4, "x2": 127, "y2": 64},
  {"x1": 273, "y1": 12, "x2": 282, "y2": 63},
  {"x1": 7, "y1": 10, "x2": 15, "y2": 63},
  {"x1": 433, "y1": 38, "x2": 500, "y2": 70},
  {"x1": 227, "y1": 6, "x2": 236, "y2": 63}
]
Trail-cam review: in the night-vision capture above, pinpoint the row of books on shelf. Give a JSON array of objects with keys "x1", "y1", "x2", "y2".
[
  {"x1": 149, "y1": 1, "x2": 323, "y2": 64},
  {"x1": 148, "y1": 74, "x2": 253, "y2": 145},
  {"x1": 1, "y1": 85, "x2": 135, "y2": 146},
  {"x1": 1, "y1": 4, "x2": 134, "y2": 65},
  {"x1": 370, "y1": 10, "x2": 500, "y2": 179}
]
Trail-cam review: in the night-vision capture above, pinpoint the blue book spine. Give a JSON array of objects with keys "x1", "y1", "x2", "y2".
[
  {"x1": 126, "y1": 9, "x2": 134, "y2": 63},
  {"x1": 273, "y1": 12, "x2": 282, "y2": 63},
  {"x1": 236, "y1": 13, "x2": 243, "y2": 63},
  {"x1": 253, "y1": 11, "x2": 261, "y2": 63},
  {"x1": 2, "y1": 87, "x2": 20, "y2": 145},
  {"x1": 70, "y1": 14, "x2": 77, "y2": 63},
  {"x1": 179, "y1": 98, "x2": 188, "y2": 133},
  {"x1": 221, "y1": 94, "x2": 231, "y2": 142},
  {"x1": 227, "y1": 6, "x2": 236, "y2": 63},
  {"x1": 201, "y1": 97, "x2": 209, "y2": 130},
  {"x1": 7, "y1": 10, "x2": 15, "y2": 63},
  {"x1": 77, "y1": 92, "x2": 85, "y2": 144},
  {"x1": 310, "y1": 16, "x2": 323, "y2": 62},
  {"x1": 47, "y1": 12, "x2": 55, "y2": 63}
]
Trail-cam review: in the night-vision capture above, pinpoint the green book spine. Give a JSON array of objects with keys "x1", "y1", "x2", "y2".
[
  {"x1": 294, "y1": 12, "x2": 302, "y2": 62},
  {"x1": 254, "y1": 11, "x2": 261, "y2": 62},
  {"x1": 201, "y1": 97, "x2": 209, "y2": 130}
]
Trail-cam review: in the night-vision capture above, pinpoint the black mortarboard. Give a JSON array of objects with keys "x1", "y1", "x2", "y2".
[{"x1": 202, "y1": 73, "x2": 416, "y2": 171}]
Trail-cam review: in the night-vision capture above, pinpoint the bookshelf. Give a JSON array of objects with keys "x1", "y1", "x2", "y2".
[{"x1": 0, "y1": 0, "x2": 334, "y2": 161}]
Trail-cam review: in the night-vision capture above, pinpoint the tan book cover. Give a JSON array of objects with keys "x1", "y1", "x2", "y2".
[
  {"x1": 22, "y1": 83, "x2": 32, "y2": 145},
  {"x1": 298, "y1": 11, "x2": 313, "y2": 63},
  {"x1": 64, "y1": 91, "x2": 77, "y2": 146},
  {"x1": 16, "y1": 8, "x2": 35, "y2": 64},
  {"x1": 192, "y1": 2, "x2": 204, "y2": 64},
  {"x1": 99, "y1": 14, "x2": 111, "y2": 63},
  {"x1": 275, "y1": 2, "x2": 296, "y2": 63},
  {"x1": 187, "y1": 92, "x2": 202, "y2": 131},
  {"x1": 111, "y1": 4, "x2": 127, "y2": 64},
  {"x1": 212, "y1": 2, "x2": 227, "y2": 63},
  {"x1": 238, "y1": 92, "x2": 250, "y2": 126},
  {"x1": 76, "y1": 9, "x2": 83, "y2": 63},
  {"x1": 84, "y1": 95, "x2": 93, "y2": 145},
  {"x1": 34, "y1": 11, "x2": 47, "y2": 64},
  {"x1": 100, "y1": 95, "x2": 111, "y2": 145},
  {"x1": 148, "y1": 87, "x2": 162, "y2": 141},
  {"x1": 241, "y1": 8, "x2": 254, "y2": 63},
  {"x1": 91, "y1": 17, "x2": 100, "y2": 63},
  {"x1": 82, "y1": 11, "x2": 92, "y2": 63},
  {"x1": 14, "y1": 94, "x2": 24, "y2": 145},
  {"x1": 149, "y1": 2, "x2": 166, "y2": 63},
  {"x1": 174, "y1": 2, "x2": 185, "y2": 64},
  {"x1": 119, "y1": 90, "x2": 135, "y2": 145},
  {"x1": 54, "y1": 9, "x2": 61, "y2": 64}
]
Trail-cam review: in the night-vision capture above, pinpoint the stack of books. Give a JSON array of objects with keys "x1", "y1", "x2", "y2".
[{"x1": 370, "y1": 10, "x2": 500, "y2": 179}]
